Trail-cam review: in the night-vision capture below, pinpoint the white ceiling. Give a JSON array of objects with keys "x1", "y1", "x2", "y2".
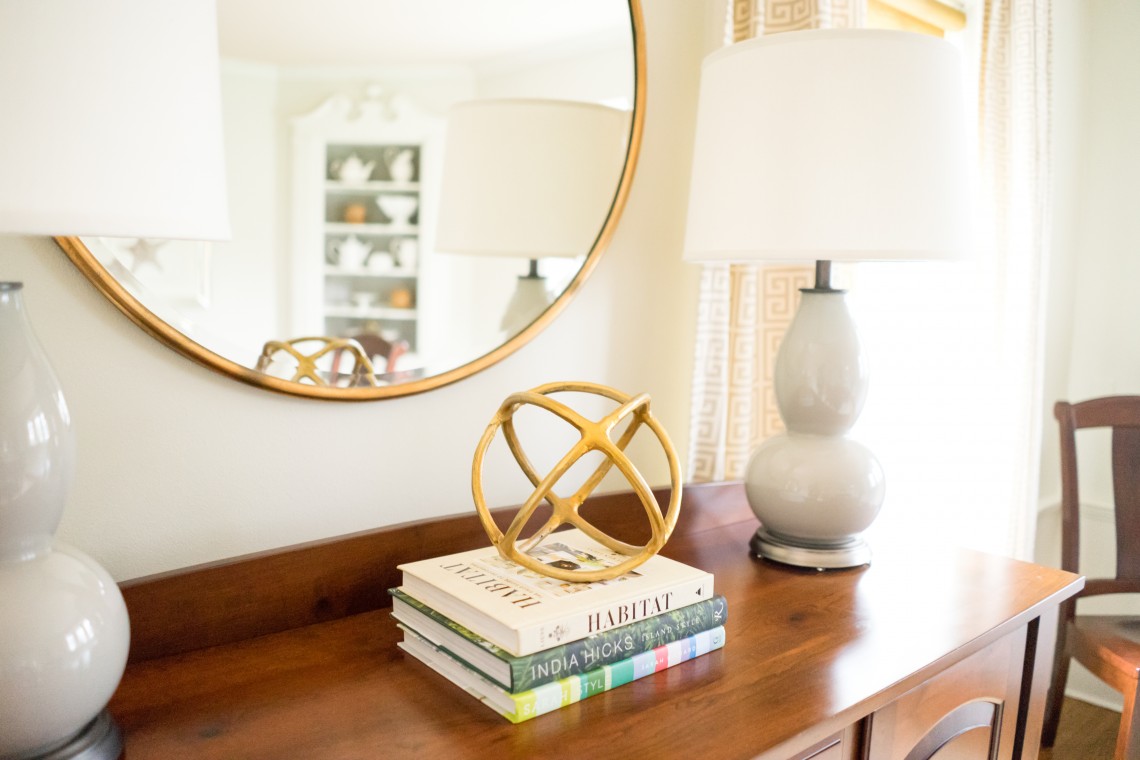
[{"x1": 217, "y1": 0, "x2": 630, "y2": 67}]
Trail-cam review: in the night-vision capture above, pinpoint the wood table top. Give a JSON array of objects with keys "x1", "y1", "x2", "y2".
[{"x1": 109, "y1": 491, "x2": 1082, "y2": 760}]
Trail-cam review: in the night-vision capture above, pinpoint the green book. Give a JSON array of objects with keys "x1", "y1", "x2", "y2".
[
  {"x1": 399, "y1": 623, "x2": 726, "y2": 723},
  {"x1": 390, "y1": 588, "x2": 727, "y2": 692}
]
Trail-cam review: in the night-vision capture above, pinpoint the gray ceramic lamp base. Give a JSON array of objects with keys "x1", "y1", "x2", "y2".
[
  {"x1": 750, "y1": 527, "x2": 871, "y2": 570},
  {"x1": 17, "y1": 711, "x2": 122, "y2": 760},
  {"x1": 743, "y1": 279, "x2": 884, "y2": 572}
]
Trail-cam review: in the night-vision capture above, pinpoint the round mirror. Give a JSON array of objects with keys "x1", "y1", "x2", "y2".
[{"x1": 58, "y1": 0, "x2": 644, "y2": 400}]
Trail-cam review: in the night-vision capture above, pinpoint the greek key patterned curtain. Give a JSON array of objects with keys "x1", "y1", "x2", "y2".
[{"x1": 687, "y1": 0, "x2": 866, "y2": 482}]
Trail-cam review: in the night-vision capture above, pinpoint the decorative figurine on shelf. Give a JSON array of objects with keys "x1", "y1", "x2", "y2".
[
  {"x1": 331, "y1": 235, "x2": 372, "y2": 269},
  {"x1": 376, "y1": 193, "x2": 418, "y2": 226},
  {"x1": 366, "y1": 250, "x2": 394, "y2": 272},
  {"x1": 384, "y1": 147, "x2": 415, "y2": 183},
  {"x1": 388, "y1": 287, "x2": 413, "y2": 309},
  {"x1": 351, "y1": 291, "x2": 377, "y2": 310},
  {"x1": 471, "y1": 382, "x2": 683, "y2": 583},
  {"x1": 330, "y1": 153, "x2": 375, "y2": 183},
  {"x1": 343, "y1": 202, "x2": 368, "y2": 224},
  {"x1": 389, "y1": 237, "x2": 418, "y2": 270}
]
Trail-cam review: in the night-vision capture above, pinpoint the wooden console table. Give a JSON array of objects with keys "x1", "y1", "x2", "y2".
[{"x1": 110, "y1": 483, "x2": 1082, "y2": 759}]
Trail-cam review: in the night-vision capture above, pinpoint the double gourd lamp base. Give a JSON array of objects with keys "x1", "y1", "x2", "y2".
[
  {"x1": 0, "y1": 284, "x2": 129, "y2": 760},
  {"x1": 745, "y1": 262, "x2": 884, "y2": 570}
]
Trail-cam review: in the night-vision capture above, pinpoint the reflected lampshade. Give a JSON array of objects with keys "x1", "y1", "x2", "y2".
[{"x1": 435, "y1": 99, "x2": 629, "y2": 259}]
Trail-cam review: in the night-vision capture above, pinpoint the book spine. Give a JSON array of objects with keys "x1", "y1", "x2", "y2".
[
  {"x1": 505, "y1": 626, "x2": 726, "y2": 723},
  {"x1": 516, "y1": 574, "x2": 714, "y2": 655},
  {"x1": 510, "y1": 594, "x2": 728, "y2": 691}
]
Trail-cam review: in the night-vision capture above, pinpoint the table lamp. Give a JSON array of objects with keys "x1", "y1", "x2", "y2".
[
  {"x1": 435, "y1": 99, "x2": 629, "y2": 335},
  {"x1": 683, "y1": 29, "x2": 968, "y2": 568},
  {"x1": 0, "y1": 2, "x2": 229, "y2": 758}
]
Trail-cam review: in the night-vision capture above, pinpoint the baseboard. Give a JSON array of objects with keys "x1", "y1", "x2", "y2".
[
  {"x1": 1083, "y1": 502, "x2": 1115, "y2": 524},
  {"x1": 1037, "y1": 500, "x2": 1114, "y2": 523},
  {"x1": 1066, "y1": 687, "x2": 1124, "y2": 713}
]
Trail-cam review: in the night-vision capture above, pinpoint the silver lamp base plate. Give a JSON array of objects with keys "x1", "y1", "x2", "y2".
[
  {"x1": 16, "y1": 711, "x2": 122, "y2": 760},
  {"x1": 750, "y1": 527, "x2": 871, "y2": 570}
]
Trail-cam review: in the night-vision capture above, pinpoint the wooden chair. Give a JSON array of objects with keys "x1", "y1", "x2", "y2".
[
  {"x1": 254, "y1": 337, "x2": 376, "y2": 387},
  {"x1": 329, "y1": 332, "x2": 408, "y2": 379},
  {"x1": 1043, "y1": 396, "x2": 1140, "y2": 759}
]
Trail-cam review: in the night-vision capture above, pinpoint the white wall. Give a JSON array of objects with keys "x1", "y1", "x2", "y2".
[
  {"x1": 1, "y1": 1, "x2": 712, "y2": 583},
  {"x1": 212, "y1": 61, "x2": 282, "y2": 361},
  {"x1": 1035, "y1": 0, "x2": 1140, "y2": 712}
]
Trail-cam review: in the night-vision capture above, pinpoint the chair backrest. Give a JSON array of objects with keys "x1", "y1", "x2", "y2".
[
  {"x1": 255, "y1": 337, "x2": 377, "y2": 387},
  {"x1": 1056, "y1": 396, "x2": 1140, "y2": 597},
  {"x1": 330, "y1": 332, "x2": 408, "y2": 377}
]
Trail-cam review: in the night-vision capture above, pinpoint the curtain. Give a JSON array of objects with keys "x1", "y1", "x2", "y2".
[
  {"x1": 687, "y1": 0, "x2": 865, "y2": 484},
  {"x1": 687, "y1": 0, "x2": 1052, "y2": 560},
  {"x1": 974, "y1": 0, "x2": 1053, "y2": 557}
]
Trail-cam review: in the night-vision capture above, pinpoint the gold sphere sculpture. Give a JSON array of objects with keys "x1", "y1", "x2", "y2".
[{"x1": 471, "y1": 381, "x2": 682, "y2": 583}]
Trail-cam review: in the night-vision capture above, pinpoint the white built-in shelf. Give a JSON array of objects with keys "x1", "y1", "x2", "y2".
[
  {"x1": 324, "y1": 267, "x2": 417, "y2": 279},
  {"x1": 324, "y1": 306, "x2": 418, "y2": 321},
  {"x1": 325, "y1": 222, "x2": 418, "y2": 235},
  {"x1": 291, "y1": 92, "x2": 438, "y2": 350},
  {"x1": 324, "y1": 180, "x2": 420, "y2": 193}
]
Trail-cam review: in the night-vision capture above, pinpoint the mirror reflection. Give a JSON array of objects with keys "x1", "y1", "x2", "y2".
[{"x1": 77, "y1": 0, "x2": 636, "y2": 393}]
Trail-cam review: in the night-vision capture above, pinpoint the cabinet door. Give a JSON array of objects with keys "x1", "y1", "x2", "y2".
[
  {"x1": 866, "y1": 627, "x2": 1027, "y2": 760},
  {"x1": 786, "y1": 725, "x2": 862, "y2": 760}
]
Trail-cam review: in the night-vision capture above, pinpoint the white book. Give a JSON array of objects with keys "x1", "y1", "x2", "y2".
[{"x1": 397, "y1": 528, "x2": 714, "y2": 656}]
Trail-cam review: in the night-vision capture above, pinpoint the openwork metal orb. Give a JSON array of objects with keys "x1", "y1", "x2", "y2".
[{"x1": 471, "y1": 381, "x2": 682, "y2": 583}]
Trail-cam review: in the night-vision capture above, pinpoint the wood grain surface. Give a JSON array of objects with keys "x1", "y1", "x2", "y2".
[
  {"x1": 119, "y1": 482, "x2": 751, "y2": 662},
  {"x1": 109, "y1": 483, "x2": 1082, "y2": 760}
]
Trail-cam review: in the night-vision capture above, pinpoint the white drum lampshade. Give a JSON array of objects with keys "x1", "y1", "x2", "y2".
[
  {"x1": 0, "y1": 2, "x2": 230, "y2": 758},
  {"x1": 435, "y1": 99, "x2": 628, "y2": 333},
  {"x1": 683, "y1": 29, "x2": 968, "y2": 568},
  {"x1": 0, "y1": 2, "x2": 230, "y2": 238}
]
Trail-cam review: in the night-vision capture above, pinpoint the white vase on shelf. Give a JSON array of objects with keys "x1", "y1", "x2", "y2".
[
  {"x1": 0, "y1": 282, "x2": 130, "y2": 759},
  {"x1": 376, "y1": 193, "x2": 418, "y2": 226},
  {"x1": 384, "y1": 147, "x2": 415, "y2": 183},
  {"x1": 390, "y1": 237, "x2": 418, "y2": 271}
]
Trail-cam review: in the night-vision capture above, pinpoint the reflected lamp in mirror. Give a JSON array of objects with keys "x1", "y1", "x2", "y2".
[
  {"x1": 683, "y1": 29, "x2": 969, "y2": 569},
  {"x1": 0, "y1": 1, "x2": 229, "y2": 758},
  {"x1": 435, "y1": 99, "x2": 629, "y2": 335}
]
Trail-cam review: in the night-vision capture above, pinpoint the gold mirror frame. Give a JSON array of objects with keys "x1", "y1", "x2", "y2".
[{"x1": 56, "y1": 0, "x2": 645, "y2": 402}]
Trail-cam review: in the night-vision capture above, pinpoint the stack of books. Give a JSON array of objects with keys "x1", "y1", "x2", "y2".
[{"x1": 391, "y1": 528, "x2": 727, "y2": 723}]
